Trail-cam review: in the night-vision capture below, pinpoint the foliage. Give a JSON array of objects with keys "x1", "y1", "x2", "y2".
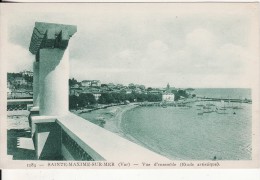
[
  {"x1": 69, "y1": 78, "x2": 79, "y2": 87},
  {"x1": 146, "y1": 93, "x2": 162, "y2": 102},
  {"x1": 69, "y1": 95, "x2": 79, "y2": 109},
  {"x1": 172, "y1": 89, "x2": 189, "y2": 101},
  {"x1": 69, "y1": 93, "x2": 97, "y2": 109},
  {"x1": 98, "y1": 93, "x2": 114, "y2": 104},
  {"x1": 147, "y1": 87, "x2": 153, "y2": 91}
]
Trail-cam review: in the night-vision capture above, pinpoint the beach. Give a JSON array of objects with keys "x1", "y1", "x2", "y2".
[
  {"x1": 72, "y1": 103, "x2": 155, "y2": 154},
  {"x1": 72, "y1": 104, "x2": 138, "y2": 137}
]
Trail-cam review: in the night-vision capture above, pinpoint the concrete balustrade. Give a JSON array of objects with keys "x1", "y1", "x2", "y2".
[
  {"x1": 58, "y1": 113, "x2": 168, "y2": 161},
  {"x1": 31, "y1": 112, "x2": 168, "y2": 161}
]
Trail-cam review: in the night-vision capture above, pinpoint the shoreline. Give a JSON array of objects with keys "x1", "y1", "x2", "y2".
[
  {"x1": 72, "y1": 104, "x2": 161, "y2": 149},
  {"x1": 72, "y1": 103, "x2": 138, "y2": 137},
  {"x1": 73, "y1": 104, "x2": 172, "y2": 159}
]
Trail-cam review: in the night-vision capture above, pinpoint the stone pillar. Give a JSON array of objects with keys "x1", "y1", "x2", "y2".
[
  {"x1": 29, "y1": 22, "x2": 77, "y2": 116},
  {"x1": 39, "y1": 48, "x2": 69, "y2": 116},
  {"x1": 28, "y1": 22, "x2": 77, "y2": 160},
  {"x1": 33, "y1": 61, "x2": 39, "y2": 107}
]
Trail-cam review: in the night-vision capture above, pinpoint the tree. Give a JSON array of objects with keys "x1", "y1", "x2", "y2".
[
  {"x1": 69, "y1": 95, "x2": 79, "y2": 109},
  {"x1": 78, "y1": 93, "x2": 96, "y2": 107},
  {"x1": 136, "y1": 93, "x2": 147, "y2": 102},
  {"x1": 147, "y1": 87, "x2": 153, "y2": 91},
  {"x1": 111, "y1": 92, "x2": 126, "y2": 103},
  {"x1": 126, "y1": 93, "x2": 136, "y2": 102},
  {"x1": 69, "y1": 78, "x2": 78, "y2": 87},
  {"x1": 128, "y1": 83, "x2": 136, "y2": 89},
  {"x1": 171, "y1": 89, "x2": 189, "y2": 101},
  {"x1": 177, "y1": 90, "x2": 189, "y2": 98},
  {"x1": 147, "y1": 93, "x2": 162, "y2": 102},
  {"x1": 139, "y1": 85, "x2": 146, "y2": 90},
  {"x1": 98, "y1": 93, "x2": 115, "y2": 104}
]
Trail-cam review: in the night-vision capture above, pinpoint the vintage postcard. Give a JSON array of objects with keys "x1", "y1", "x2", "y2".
[{"x1": 0, "y1": 2, "x2": 259, "y2": 169}]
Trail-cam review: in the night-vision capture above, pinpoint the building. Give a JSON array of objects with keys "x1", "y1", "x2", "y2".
[
  {"x1": 134, "y1": 88, "x2": 142, "y2": 94},
  {"x1": 91, "y1": 80, "x2": 101, "y2": 87},
  {"x1": 162, "y1": 83, "x2": 175, "y2": 102},
  {"x1": 14, "y1": 77, "x2": 27, "y2": 85},
  {"x1": 162, "y1": 93, "x2": 175, "y2": 102},
  {"x1": 71, "y1": 84, "x2": 80, "y2": 88},
  {"x1": 126, "y1": 89, "x2": 132, "y2": 94},
  {"x1": 81, "y1": 80, "x2": 101, "y2": 87},
  {"x1": 81, "y1": 80, "x2": 92, "y2": 87},
  {"x1": 69, "y1": 88, "x2": 82, "y2": 96},
  {"x1": 21, "y1": 70, "x2": 33, "y2": 76}
]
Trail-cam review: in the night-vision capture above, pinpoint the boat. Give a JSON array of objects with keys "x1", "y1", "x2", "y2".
[
  {"x1": 196, "y1": 101, "x2": 205, "y2": 107},
  {"x1": 203, "y1": 108, "x2": 215, "y2": 113},
  {"x1": 233, "y1": 99, "x2": 243, "y2": 109},
  {"x1": 216, "y1": 111, "x2": 228, "y2": 114},
  {"x1": 196, "y1": 104, "x2": 205, "y2": 107},
  {"x1": 216, "y1": 100, "x2": 228, "y2": 114},
  {"x1": 216, "y1": 107, "x2": 228, "y2": 114},
  {"x1": 162, "y1": 104, "x2": 167, "y2": 108},
  {"x1": 206, "y1": 103, "x2": 215, "y2": 106},
  {"x1": 203, "y1": 106, "x2": 211, "y2": 109}
]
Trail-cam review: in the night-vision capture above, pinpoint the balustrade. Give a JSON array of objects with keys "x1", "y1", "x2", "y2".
[{"x1": 62, "y1": 129, "x2": 94, "y2": 161}]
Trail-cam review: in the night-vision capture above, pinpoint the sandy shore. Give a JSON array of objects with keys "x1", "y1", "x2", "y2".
[
  {"x1": 72, "y1": 104, "x2": 159, "y2": 153},
  {"x1": 72, "y1": 104, "x2": 138, "y2": 137}
]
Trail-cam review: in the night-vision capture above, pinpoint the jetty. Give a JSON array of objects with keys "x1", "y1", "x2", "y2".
[{"x1": 197, "y1": 97, "x2": 252, "y2": 104}]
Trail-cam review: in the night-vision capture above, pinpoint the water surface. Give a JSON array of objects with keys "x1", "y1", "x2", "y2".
[{"x1": 121, "y1": 90, "x2": 252, "y2": 160}]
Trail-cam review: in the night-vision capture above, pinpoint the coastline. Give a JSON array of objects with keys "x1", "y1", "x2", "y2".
[
  {"x1": 72, "y1": 103, "x2": 138, "y2": 137},
  {"x1": 7, "y1": 94, "x2": 251, "y2": 161}
]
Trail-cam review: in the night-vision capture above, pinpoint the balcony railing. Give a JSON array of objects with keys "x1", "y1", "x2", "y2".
[{"x1": 31, "y1": 112, "x2": 168, "y2": 161}]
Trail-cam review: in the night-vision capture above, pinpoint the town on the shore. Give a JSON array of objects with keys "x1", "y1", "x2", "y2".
[{"x1": 7, "y1": 70, "x2": 196, "y2": 109}]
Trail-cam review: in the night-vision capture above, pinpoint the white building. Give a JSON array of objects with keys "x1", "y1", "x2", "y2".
[
  {"x1": 81, "y1": 80, "x2": 101, "y2": 87},
  {"x1": 162, "y1": 93, "x2": 175, "y2": 102},
  {"x1": 81, "y1": 80, "x2": 92, "y2": 87},
  {"x1": 93, "y1": 93, "x2": 101, "y2": 101},
  {"x1": 21, "y1": 70, "x2": 33, "y2": 76},
  {"x1": 91, "y1": 80, "x2": 101, "y2": 87}
]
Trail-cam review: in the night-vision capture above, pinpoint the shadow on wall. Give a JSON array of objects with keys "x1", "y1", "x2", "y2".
[{"x1": 7, "y1": 129, "x2": 36, "y2": 160}]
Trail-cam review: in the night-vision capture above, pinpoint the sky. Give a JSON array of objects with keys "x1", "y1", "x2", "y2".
[{"x1": 1, "y1": 3, "x2": 259, "y2": 88}]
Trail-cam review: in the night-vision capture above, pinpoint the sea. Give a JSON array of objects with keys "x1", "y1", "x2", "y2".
[{"x1": 121, "y1": 88, "x2": 252, "y2": 160}]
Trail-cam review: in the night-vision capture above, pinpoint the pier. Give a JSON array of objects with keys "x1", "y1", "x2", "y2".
[{"x1": 197, "y1": 97, "x2": 252, "y2": 103}]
